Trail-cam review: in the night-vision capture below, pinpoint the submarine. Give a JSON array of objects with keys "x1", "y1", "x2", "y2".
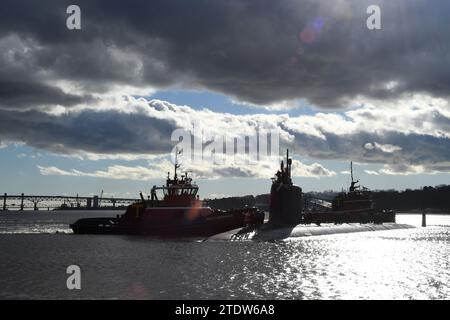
[{"x1": 209, "y1": 150, "x2": 413, "y2": 241}]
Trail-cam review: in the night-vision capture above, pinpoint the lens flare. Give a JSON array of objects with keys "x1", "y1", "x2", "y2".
[
  {"x1": 300, "y1": 27, "x2": 316, "y2": 44},
  {"x1": 187, "y1": 199, "x2": 202, "y2": 221},
  {"x1": 299, "y1": 17, "x2": 325, "y2": 44}
]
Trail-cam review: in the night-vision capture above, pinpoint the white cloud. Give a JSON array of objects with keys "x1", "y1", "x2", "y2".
[
  {"x1": 378, "y1": 164, "x2": 438, "y2": 176},
  {"x1": 346, "y1": 94, "x2": 450, "y2": 139},
  {"x1": 37, "y1": 155, "x2": 336, "y2": 181},
  {"x1": 231, "y1": 99, "x2": 301, "y2": 111},
  {"x1": 374, "y1": 143, "x2": 402, "y2": 153},
  {"x1": 291, "y1": 160, "x2": 336, "y2": 178},
  {"x1": 37, "y1": 165, "x2": 80, "y2": 176},
  {"x1": 379, "y1": 165, "x2": 427, "y2": 176},
  {"x1": 37, "y1": 163, "x2": 171, "y2": 181},
  {"x1": 364, "y1": 142, "x2": 402, "y2": 153},
  {"x1": 372, "y1": 161, "x2": 450, "y2": 176},
  {"x1": 364, "y1": 143, "x2": 375, "y2": 150}
]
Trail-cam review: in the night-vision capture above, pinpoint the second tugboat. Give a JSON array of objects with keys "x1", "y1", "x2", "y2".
[
  {"x1": 70, "y1": 154, "x2": 264, "y2": 236},
  {"x1": 303, "y1": 161, "x2": 395, "y2": 224}
]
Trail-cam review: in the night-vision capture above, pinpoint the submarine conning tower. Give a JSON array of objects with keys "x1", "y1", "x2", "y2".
[{"x1": 268, "y1": 150, "x2": 303, "y2": 225}]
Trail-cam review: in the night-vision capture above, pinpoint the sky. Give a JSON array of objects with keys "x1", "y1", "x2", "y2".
[{"x1": 0, "y1": 0, "x2": 450, "y2": 199}]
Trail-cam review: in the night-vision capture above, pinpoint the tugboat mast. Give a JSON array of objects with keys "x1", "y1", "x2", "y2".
[
  {"x1": 349, "y1": 161, "x2": 360, "y2": 192},
  {"x1": 350, "y1": 161, "x2": 354, "y2": 184},
  {"x1": 174, "y1": 148, "x2": 181, "y2": 181}
]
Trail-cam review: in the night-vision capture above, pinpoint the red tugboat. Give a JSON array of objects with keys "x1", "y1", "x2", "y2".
[{"x1": 70, "y1": 156, "x2": 264, "y2": 236}]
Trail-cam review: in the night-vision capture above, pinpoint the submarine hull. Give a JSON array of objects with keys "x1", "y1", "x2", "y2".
[
  {"x1": 208, "y1": 222, "x2": 413, "y2": 241},
  {"x1": 303, "y1": 209, "x2": 396, "y2": 224}
]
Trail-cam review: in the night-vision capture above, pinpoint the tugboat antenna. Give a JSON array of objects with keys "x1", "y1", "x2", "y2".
[
  {"x1": 286, "y1": 149, "x2": 289, "y2": 176},
  {"x1": 286, "y1": 149, "x2": 291, "y2": 179},
  {"x1": 174, "y1": 148, "x2": 182, "y2": 180},
  {"x1": 350, "y1": 161, "x2": 354, "y2": 183},
  {"x1": 349, "y1": 161, "x2": 360, "y2": 192}
]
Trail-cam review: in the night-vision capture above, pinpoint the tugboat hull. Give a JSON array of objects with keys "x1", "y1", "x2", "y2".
[
  {"x1": 70, "y1": 218, "x2": 119, "y2": 235},
  {"x1": 303, "y1": 209, "x2": 396, "y2": 225},
  {"x1": 70, "y1": 208, "x2": 265, "y2": 237}
]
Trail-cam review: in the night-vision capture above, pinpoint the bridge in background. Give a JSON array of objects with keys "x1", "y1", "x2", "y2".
[{"x1": 1, "y1": 193, "x2": 139, "y2": 211}]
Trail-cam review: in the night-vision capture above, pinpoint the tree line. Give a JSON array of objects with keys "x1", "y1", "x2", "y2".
[{"x1": 204, "y1": 185, "x2": 450, "y2": 212}]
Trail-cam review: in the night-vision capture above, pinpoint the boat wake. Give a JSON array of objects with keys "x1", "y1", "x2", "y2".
[{"x1": 0, "y1": 226, "x2": 73, "y2": 235}]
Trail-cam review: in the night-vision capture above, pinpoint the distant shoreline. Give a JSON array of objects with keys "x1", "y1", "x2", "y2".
[{"x1": 1, "y1": 209, "x2": 449, "y2": 215}]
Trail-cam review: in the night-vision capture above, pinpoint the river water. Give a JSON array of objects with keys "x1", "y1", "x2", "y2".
[{"x1": 0, "y1": 211, "x2": 449, "y2": 299}]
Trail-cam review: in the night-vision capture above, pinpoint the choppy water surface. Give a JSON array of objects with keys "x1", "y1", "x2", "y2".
[{"x1": 0, "y1": 211, "x2": 449, "y2": 299}]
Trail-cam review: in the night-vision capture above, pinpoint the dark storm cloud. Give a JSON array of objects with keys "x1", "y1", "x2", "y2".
[
  {"x1": 0, "y1": 0, "x2": 449, "y2": 108},
  {"x1": 0, "y1": 79, "x2": 89, "y2": 108},
  {"x1": 0, "y1": 107, "x2": 176, "y2": 155},
  {"x1": 0, "y1": 0, "x2": 449, "y2": 174}
]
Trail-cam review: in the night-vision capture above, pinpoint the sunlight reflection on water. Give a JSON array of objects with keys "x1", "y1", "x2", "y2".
[{"x1": 0, "y1": 212, "x2": 449, "y2": 299}]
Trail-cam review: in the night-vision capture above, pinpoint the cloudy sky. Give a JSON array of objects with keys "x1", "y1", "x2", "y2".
[{"x1": 1, "y1": 0, "x2": 449, "y2": 198}]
